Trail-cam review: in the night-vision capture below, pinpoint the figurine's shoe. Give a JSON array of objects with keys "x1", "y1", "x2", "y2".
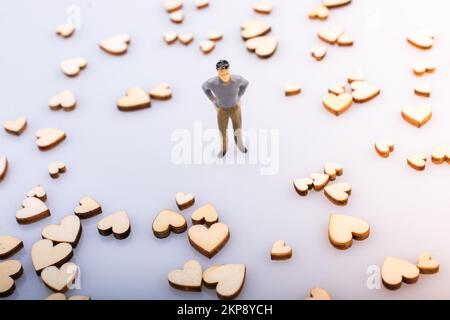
[
  {"x1": 218, "y1": 149, "x2": 227, "y2": 158},
  {"x1": 234, "y1": 136, "x2": 248, "y2": 153}
]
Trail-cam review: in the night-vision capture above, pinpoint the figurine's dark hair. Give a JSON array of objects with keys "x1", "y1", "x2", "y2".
[{"x1": 216, "y1": 60, "x2": 230, "y2": 70}]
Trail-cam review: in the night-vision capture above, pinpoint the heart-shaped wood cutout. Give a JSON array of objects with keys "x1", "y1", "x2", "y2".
[
  {"x1": 336, "y1": 33, "x2": 353, "y2": 46},
  {"x1": 347, "y1": 72, "x2": 365, "y2": 83},
  {"x1": 310, "y1": 46, "x2": 327, "y2": 61},
  {"x1": 245, "y1": 36, "x2": 278, "y2": 58},
  {"x1": 284, "y1": 82, "x2": 301, "y2": 96},
  {"x1": 42, "y1": 215, "x2": 81, "y2": 248},
  {"x1": 208, "y1": 30, "x2": 222, "y2": 41},
  {"x1": 309, "y1": 173, "x2": 330, "y2": 191},
  {"x1": 168, "y1": 260, "x2": 202, "y2": 291},
  {"x1": 45, "y1": 293, "x2": 91, "y2": 300},
  {"x1": 0, "y1": 156, "x2": 7, "y2": 182},
  {"x1": 252, "y1": 1, "x2": 272, "y2": 14},
  {"x1": 431, "y1": 145, "x2": 450, "y2": 164},
  {"x1": 328, "y1": 214, "x2": 370, "y2": 249},
  {"x1": 324, "y1": 162, "x2": 343, "y2": 180},
  {"x1": 169, "y1": 10, "x2": 184, "y2": 24},
  {"x1": 178, "y1": 32, "x2": 194, "y2": 45},
  {"x1": 199, "y1": 40, "x2": 216, "y2": 54},
  {"x1": 97, "y1": 211, "x2": 130, "y2": 240},
  {"x1": 293, "y1": 178, "x2": 313, "y2": 196},
  {"x1": 375, "y1": 141, "x2": 394, "y2": 158},
  {"x1": 407, "y1": 154, "x2": 427, "y2": 171},
  {"x1": 191, "y1": 204, "x2": 219, "y2": 226},
  {"x1": 41, "y1": 262, "x2": 79, "y2": 293},
  {"x1": 3, "y1": 117, "x2": 27, "y2": 135},
  {"x1": 328, "y1": 83, "x2": 345, "y2": 95},
  {"x1": 100, "y1": 34, "x2": 131, "y2": 55},
  {"x1": 323, "y1": 93, "x2": 353, "y2": 115},
  {"x1": 16, "y1": 197, "x2": 50, "y2": 224},
  {"x1": 164, "y1": 0, "x2": 182, "y2": 12},
  {"x1": 150, "y1": 83, "x2": 172, "y2": 100},
  {"x1": 417, "y1": 253, "x2": 439, "y2": 274},
  {"x1": 318, "y1": 26, "x2": 344, "y2": 44},
  {"x1": 407, "y1": 32, "x2": 434, "y2": 49},
  {"x1": 32, "y1": 239, "x2": 73, "y2": 275},
  {"x1": 414, "y1": 83, "x2": 431, "y2": 97},
  {"x1": 0, "y1": 260, "x2": 23, "y2": 297},
  {"x1": 203, "y1": 264, "x2": 246, "y2": 299},
  {"x1": 175, "y1": 192, "x2": 195, "y2": 210},
  {"x1": 27, "y1": 185, "x2": 47, "y2": 201},
  {"x1": 60, "y1": 58, "x2": 87, "y2": 77},
  {"x1": 382, "y1": 256, "x2": 419, "y2": 290},
  {"x1": 153, "y1": 209, "x2": 187, "y2": 238},
  {"x1": 324, "y1": 183, "x2": 352, "y2": 205},
  {"x1": 401, "y1": 105, "x2": 432, "y2": 128},
  {"x1": 48, "y1": 162, "x2": 66, "y2": 178},
  {"x1": 48, "y1": 91, "x2": 76, "y2": 111},
  {"x1": 0, "y1": 236, "x2": 23, "y2": 259},
  {"x1": 308, "y1": 4, "x2": 329, "y2": 20},
  {"x1": 240, "y1": 20, "x2": 271, "y2": 40},
  {"x1": 305, "y1": 287, "x2": 332, "y2": 300},
  {"x1": 412, "y1": 59, "x2": 435, "y2": 76},
  {"x1": 74, "y1": 196, "x2": 102, "y2": 219},
  {"x1": 55, "y1": 23, "x2": 75, "y2": 38},
  {"x1": 271, "y1": 240, "x2": 292, "y2": 260},
  {"x1": 195, "y1": 0, "x2": 209, "y2": 9},
  {"x1": 351, "y1": 82, "x2": 380, "y2": 103},
  {"x1": 117, "y1": 88, "x2": 151, "y2": 111},
  {"x1": 36, "y1": 128, "x2": 66, "y2": 150},
  {"x1": 163, "y1": 31, "x2": 178, "y2": 44},
  {"x1": 323, "y1": 0, "x2": 351, "y2": 8},
  {"x1": 188, "y1": 222, "x2": 229, "y2": 258}
]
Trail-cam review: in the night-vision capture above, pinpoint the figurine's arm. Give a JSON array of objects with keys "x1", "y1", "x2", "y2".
[
  {"x1": 202, "y1": 81, "x2": 217, "y2": 104},
  {"x1": 238, "y1": 77, "x2": 249, "y2": 98}
]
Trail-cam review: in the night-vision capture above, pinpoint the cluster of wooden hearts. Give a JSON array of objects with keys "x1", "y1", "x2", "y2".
[
  {"x1": 164, "y1": 0, "x2": 209, "y2": 24},
  {"x1": 152, "y1": 192, "x2": 246, "y2": 299},
  {"x1": 0, "y1": 184, "x2": 135, "y2": 298},
  {"x1": 294, "y1": 162, "x2": 352, "y2": 206}
]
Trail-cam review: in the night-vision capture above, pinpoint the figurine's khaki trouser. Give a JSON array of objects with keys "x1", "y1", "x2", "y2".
[{"x1": 216, "y1": 103, "x2": 244, "y2": 151}]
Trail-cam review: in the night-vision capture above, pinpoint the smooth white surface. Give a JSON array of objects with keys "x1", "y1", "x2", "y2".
[{"x1": 0, "y1": 0, "x2": 449, "y2": 300}]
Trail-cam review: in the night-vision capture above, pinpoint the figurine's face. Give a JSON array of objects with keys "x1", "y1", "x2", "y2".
[{"x1": 218, "y1": 68, "x2": 231, "y2": 82}]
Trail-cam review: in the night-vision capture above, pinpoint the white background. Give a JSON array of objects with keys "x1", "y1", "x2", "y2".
[{"x1": 0, "y1": 0, "x2": 449, "y2": 300}]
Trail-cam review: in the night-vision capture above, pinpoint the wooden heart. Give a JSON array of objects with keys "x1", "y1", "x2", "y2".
[
  {"x1": 351, "y1": 82, "x2": 380, "y2": 103},
  {"x1": 60, "y1": 58, "x2": 87, "y2": 77},
  {"x1": 0, "y1": 260, "x2": 23, "y2": 297},
  {"x1": 203, "y1": 264, "x2": 246, "y2": 299},
  {"x1": 284, "y1": 82, "x2": 301, "y2": 96},
  {"x1": 328, "y1": 214, "x2": 370, "y2": 249},
  {"x1": 0, "y1": 156, "x2": 7, "y2": 182},
  {"x1": 97, "y1": 211, "x2": 130, "y2": 240},
  {"x1": 328, "y1": 83, "x2": 345, "y2": 95},
  {"x1": 324, "y1": 162, "x2": 343, "y2": 180},
  {"x1": 117, "y1": 88, "x2": 151, "y2": 111},
  {"x1": 188, "y1": 222, "x2": 229, "y2": 258},
  {"x1": 271, "y1": 240, "x2": 292, "y2": 260},
  {"x1": 16, "y1": 197, "x2": 50, "y2": 224},
  {"x1": 417, "y1": 253, "x2": 439, "y2": 274},
  {"x1": 45, "y1": 293, "x2": 90, "y2": 300},
  {"x1": 48, "y1": 91, "x2": 76, "y2": 111},
  {"x1": 48, "y1": 162, "x2": 66, "y2": 178},
  {"x1": 293, "y1": 178, "x2": 313, "y2": 196},
  {"x1": 401, "y1": 105, "x2": 432, "y2": 128},
  {"x1": 41, "y1": 262, "x2": 79, "y2": 293},
  {"x1": 36, "y1": 128, "x2": 66, "y2": 150},
  {"x1": 191, "y1": 204, "x2": 219, "y2": 226},
  {"x1": 240, "y1": 20, "x2": 271, "y2": 40},
  {"x1": 74, "y1": 196, "x2": 102, "y2": 219},
  {"x1": 322, "y1": 93, "x2": 353, "y2": 115},
  {"x1": 309, "y1": 173, "x2": 330, "y2": 191},
  {"x1": 100, "y1": 34, "x2": 131, "y2": 55},
  {"x1": 169, "y1": 10, "x2": 184, "y2": 23},
  {"x1": 55, "y1": 23, "x2": 75, "y2": 38},
  {"x1": 431, "y1": 145, "x2": 450, "y2": 164},
  {"x1": 175, "y1": 192, "x2": 195, "y2": 210},
  {"x1": 153, "y1": 209, "x2": 187, "y2": 238},
  {"x1": 407, "y1": 32, "x2": 434, "y2": 49},
  {"x1": 412, "y1": 59, "x2": 435, "y2": 76},
  {"x1": 42, "y1": 215, "x2": 81, "y2": 247},
  {"x1": 318, "y1": 26, "x2": 344, "y2": 44},
  {"x1": 245, "y1": 36, "x2": 278, "y2": 58},
  {"x1": 27, "y1": 185, "x2": 47, "y2": 201},
  {"x1": 164, "y1": 0, "x2": 182, "y2": 12},
  {"x1": 178, "y1": 32, "x2": 194, "y2": 45},
  {"x1": 407, "y1": 154, "x2": 427, "y2": 171},
  {"x1": 324, "y1": 183, "x2": 352, "y2": 205},
  {"x1": 252, "y1": 1, "x2": 272, "y2": 14},
  {"x1": 414, "y1": 83, "x2": 431, "y2": 97},
  {"x1": 199, "y1": 40, "x2": 216, "y2": 54},
  {"x1": 163, "y1": 31, "x2": 178, "y2": 44},
  {"x1": 347, "y1": 72, "x2": 365, "y2": 83},
  {"x1": 150, "y1": 83, "x2": 172, "y2": 100},
  {"x1": 382, "y1": 256, "x2": 419, "y2": 290},
  {"x1": 337, "y1": 33, "x2": 353, "y2": 46},
  {"x1": 208, "y1": 30, "x2": 222, "y2": 41},
  {"x1": 308, "y1": 4, "x2": 329, "y2": 20},
  {"x1": 323, "y1": 0, "x2": 351, "y2": 8},
  {"x1": 310, "y1": 46, "x2": 327, "y2": 61},
  {"x1": 3, "y1": 117, "x2": 27, "y2": 135},
  {"x1": 305, "y1": 287, "x2": 332, "y2": 300},
  {"x1": 168, "y1": 260, "x2": 202, "y2": 291},
  {"x1": 375, "y1": 141, "x2": 394, "y2": 158},
  {"x1": 0, "y1": 236, "x2": 23, "y2": 259},
  {"x1": 32, "y1": 239, "x2": 73, "y2": 274}
]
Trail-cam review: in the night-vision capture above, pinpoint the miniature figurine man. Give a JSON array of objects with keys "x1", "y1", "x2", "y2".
[{"x1": 202, "y1": 60, "x2": 249, "y2": 157}]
